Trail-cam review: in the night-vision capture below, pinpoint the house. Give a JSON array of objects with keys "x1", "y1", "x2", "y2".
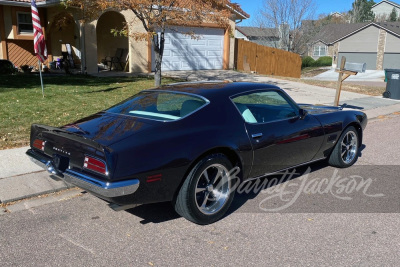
[
  {"x1": 308, "y1": 21, "x2": 400, "y2": 70},
  {"x1": 235, "y1": 25, "x2": 290, "y2": 51},
  {"x1": 372, "y1": 0, "x2": 400, "y2": 20},
  {"x1": 0, "y1": 0, "x2": 249, "y2": 74}
]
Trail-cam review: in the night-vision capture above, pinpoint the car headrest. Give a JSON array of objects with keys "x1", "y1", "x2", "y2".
[{"x1": 235, "y1": 103, "x2": 257, "y2": 123}]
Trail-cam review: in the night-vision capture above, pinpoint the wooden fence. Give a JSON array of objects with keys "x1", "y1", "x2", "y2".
[{"x1": 234, "y1": 39, "x2": 301, "y2": 78}]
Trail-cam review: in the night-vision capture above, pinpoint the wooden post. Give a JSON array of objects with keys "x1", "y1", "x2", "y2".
[
  {"x1": 334, "y1": 56, "x2": 346, "y2": 106},
  {"x1": 334, "y1": 57, "x2": 358, "y2": 106}
]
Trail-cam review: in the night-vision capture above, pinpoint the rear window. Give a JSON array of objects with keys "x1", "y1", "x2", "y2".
[{"x1": 106, "y1": 91, "x2": 208, "y2": 121}]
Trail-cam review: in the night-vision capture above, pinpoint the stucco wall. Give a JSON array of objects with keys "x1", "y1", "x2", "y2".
[
  {"x1": 4, "y1": 6, "x2": 13, "y2": 39},
  {"x1": 339, "y1": 26, "x2": 380, "y2": 52},
  {"x1": 229, "y1": 19, "x2": 235, "y2": 69},
  {"x1": 120, "y1": 9, "x2": 148, "y2": 73},
  {"x1": 84, "y1": 21, "x2": 98, "y2": 74}
]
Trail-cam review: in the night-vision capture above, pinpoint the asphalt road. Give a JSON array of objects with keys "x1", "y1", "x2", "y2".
[{"x1": 1, "y1": 115, "x2": 400, "y2": 266}]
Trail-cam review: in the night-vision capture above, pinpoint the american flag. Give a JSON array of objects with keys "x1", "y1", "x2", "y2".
[{"x1": 31, "y1": 0, "x2": 47, "y2": 63}]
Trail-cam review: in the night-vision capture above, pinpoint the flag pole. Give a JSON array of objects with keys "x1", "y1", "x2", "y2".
[{"x1": 38, "y1": 60, "x2": 44, "y2": 98}]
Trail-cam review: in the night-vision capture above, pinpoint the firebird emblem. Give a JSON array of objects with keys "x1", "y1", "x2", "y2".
[{"x1": 53, "y1": 147, "x2": 71, "y2": 156}]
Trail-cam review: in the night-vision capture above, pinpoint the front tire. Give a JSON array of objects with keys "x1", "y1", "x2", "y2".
[
  {"x1": 174, "y1": 154, "x2": 236, "y2": 225},
  {"x1": 328, "y1": 126, "x2": 359, "y2": 168}
]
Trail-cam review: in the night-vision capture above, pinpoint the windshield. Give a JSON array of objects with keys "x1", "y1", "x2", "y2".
[{"x1": 106, "y1": 91, "x2": 208, "y2": 121}]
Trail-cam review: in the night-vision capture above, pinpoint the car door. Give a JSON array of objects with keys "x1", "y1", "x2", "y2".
[{"x1": 232, "y1": 89, "x2": 324, "y2": 178}]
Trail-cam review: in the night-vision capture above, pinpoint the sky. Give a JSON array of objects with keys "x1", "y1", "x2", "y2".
[{"x1": 233, "y1": 0, "x2": 355, "y2": 26}]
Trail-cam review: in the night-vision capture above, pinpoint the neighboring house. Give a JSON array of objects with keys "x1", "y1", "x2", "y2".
[
  {"x1": 0, "y1": 0, "x2": 249, "y2": 74},
  {"x1": 372, "y1": 0, "x2": 400, "y2": 20},
  {"x1": 308, "y1": 21, "x2": 400, "y2": 70},
  {"x1": 235, "y1": 25, "x2": 290, "y2": 51}
]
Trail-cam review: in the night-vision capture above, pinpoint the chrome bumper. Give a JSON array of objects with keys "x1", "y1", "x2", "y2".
[{"x1": 26, "y1": 149, "x2": 140, "y2": 198}]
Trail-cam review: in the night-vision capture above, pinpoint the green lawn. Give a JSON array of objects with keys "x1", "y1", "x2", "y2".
[{"x1": 0, "y1": 74, "x2": 177, "y2": 149}]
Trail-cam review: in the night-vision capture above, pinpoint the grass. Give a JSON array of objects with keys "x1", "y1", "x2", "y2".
[
  {"x1": 0, "y1": 74, "x2": 177, "y2": 149},
  {"x1": 301, "y1": 66, "x2": 330, "y2": 77}
]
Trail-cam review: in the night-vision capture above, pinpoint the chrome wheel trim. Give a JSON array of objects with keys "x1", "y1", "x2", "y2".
[
  {"x1": 195, "y1": 164, "x2": 231, "y2": 215},
  {"x1": 341, "y1": 130, "x2": 358, "y2": 164}
]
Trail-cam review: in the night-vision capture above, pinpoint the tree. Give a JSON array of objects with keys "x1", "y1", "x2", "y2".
[
  {"x1": 255, "y1": 0, "x2": 317, "y2": 55},
  {"x1": 389, "y1": 7, "x2": 398, "y2": 22},
  {"x1": 65, "y1": 0, "x2": 234, "y2": 86},
  {"x1": 349, "y1": 0, "x2": 376, "y2": 23}
]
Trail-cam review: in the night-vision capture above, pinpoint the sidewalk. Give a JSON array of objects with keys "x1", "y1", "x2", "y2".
[{"x1": 1, "y1": 70, "x2": 400, "y2": 205}]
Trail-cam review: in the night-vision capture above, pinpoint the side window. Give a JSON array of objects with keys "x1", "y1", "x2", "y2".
[{"x1": 232, "y1": 90, "x2": 298, "y2": 123}]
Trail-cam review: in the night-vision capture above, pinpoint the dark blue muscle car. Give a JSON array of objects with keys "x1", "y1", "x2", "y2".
[{"x1": 27, "y1": 82, "x2": 367, "y2": 224}]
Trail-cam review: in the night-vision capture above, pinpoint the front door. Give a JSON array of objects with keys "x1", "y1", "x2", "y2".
[{"x1": 232, "y1": 89, "x2": 324, "y2": 178}]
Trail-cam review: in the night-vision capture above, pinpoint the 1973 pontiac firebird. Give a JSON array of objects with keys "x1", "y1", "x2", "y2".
[{"x1": 27, "y1": 82, "x2": 367, "y2": 224}]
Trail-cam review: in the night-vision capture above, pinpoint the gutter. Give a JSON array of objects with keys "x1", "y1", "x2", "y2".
[{"x1": 225, "y1": 4, "x2": 249, "y2": 20}]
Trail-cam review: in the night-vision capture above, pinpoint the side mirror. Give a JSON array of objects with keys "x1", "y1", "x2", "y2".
[{"x1": 299, "y1": 109, "x2": 308, "y2": 120}]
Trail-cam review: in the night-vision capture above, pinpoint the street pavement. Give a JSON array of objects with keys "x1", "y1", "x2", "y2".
[
  {"x1": 1, "y1": 115, "x2": 399, "y2": 266},
  {"x1": 1, "y1": 70, "x2": 400, "y2": 205}
]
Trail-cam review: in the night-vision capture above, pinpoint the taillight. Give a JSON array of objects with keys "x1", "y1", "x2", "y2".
[
  {"x1": 83, "y1": 156, "x2": 107, "y2": 175},
  {"x1": 33, "y1": 139, "x2": 45, "y2": 151}
]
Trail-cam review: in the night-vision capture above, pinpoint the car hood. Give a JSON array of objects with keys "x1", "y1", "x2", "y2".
[
  {"x1": 61, "y1": 112, "x2": 158, "y2": 146},
  {"x1": 299, "y1": 104, "x2": 342, "y2": 115}
]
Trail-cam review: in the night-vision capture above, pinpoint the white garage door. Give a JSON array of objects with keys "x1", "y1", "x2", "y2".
[{"x1": 152, "y1": 27, "x2": 224, "y2": 71}]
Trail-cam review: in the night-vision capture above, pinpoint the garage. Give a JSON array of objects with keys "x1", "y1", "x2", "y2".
[
  {"x1": 152, "y1": 27, "x2": 224, "y2": 71},
  {"x1": 338, "y1": 52, "x2": 377, "y2": 70},
  {"x1": 383, "y1": 53, "x2": 400, "y2": 69},
  {"x1": 383, "y1": 33, "x2": 400, "y2": 69}
]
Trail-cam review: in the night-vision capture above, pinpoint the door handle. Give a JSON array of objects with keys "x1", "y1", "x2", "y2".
[{"x1": 251, "y1": 133, "x2": 263, "y2": 139}]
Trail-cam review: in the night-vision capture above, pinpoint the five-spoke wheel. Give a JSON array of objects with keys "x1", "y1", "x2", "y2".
[
  {"x1": 174, "y1": 154, "x2": 237, "y2": 225},
  {"x1": 329, "y1": 126, "x2": 360, "y2": 168}
]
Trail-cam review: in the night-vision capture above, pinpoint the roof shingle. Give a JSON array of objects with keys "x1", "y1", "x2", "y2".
[{"x1": 312, "y1": 21, "x2": 400, "y2": 44}]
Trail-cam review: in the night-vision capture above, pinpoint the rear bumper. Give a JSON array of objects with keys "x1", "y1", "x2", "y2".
[{"x1": 26, "y1": 149, "x2": 140, "y2": 198}]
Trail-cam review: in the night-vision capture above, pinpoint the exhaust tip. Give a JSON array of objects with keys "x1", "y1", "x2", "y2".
[{"x1": 46, "y1": 161, "x2": 58, "y2": 175}]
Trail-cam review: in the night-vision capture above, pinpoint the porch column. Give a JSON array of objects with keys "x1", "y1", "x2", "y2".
[
  {"x1": 0, "y1": 5, "x2": 7, "y2": 60},
  {"x1": 84, "y1": 20, "x2": 98, "y2": 74}
]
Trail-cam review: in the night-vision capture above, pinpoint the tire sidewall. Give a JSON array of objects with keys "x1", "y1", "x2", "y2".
[{"x1": 186, "y1": 154, "x2": 236, "y2": 224}]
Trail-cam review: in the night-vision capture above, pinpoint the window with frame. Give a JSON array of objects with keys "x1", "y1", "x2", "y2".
[
  {"x1": 313, "y1": 45, "x2": 327, "y2": 57},
  {"x1": 106, "y1": 91, "x2": 208, "y2": 121},
  {"x1": 17, "y1": 12, "x2": 33, "y2": 34},
  {"x1": 232, "y1": 90, "x2": 298, "y2": 124}
]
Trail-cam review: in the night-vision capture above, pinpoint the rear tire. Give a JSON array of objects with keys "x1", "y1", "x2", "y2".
[
  {"x1": 174, "y1": 154, "x2": 236, "y2": 225},
  {"x1": 328, "y1": 126, "x2": 359, "y2": 168}
]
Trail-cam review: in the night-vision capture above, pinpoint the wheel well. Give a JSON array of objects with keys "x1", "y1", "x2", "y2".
[{"x1": 171, "y1": 147, "x2": 243, "y2": 204}]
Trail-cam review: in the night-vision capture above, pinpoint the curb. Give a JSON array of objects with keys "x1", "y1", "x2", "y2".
[{"x1": 0, "y1": 171, "x2": 75, "y2": 204}]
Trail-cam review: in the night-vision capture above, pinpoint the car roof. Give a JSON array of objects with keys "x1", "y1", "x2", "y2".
[{"x1": 153, "y1": 81, "x2": 281, "y2": 100}]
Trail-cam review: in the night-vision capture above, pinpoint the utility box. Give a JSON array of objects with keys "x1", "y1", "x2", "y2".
[
  {"x1": 344, "y1": 62, "x2": 367, "y2": 73},
  {"x1": 383, "y1": 69, "x2": 400, "y2": 100}
]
